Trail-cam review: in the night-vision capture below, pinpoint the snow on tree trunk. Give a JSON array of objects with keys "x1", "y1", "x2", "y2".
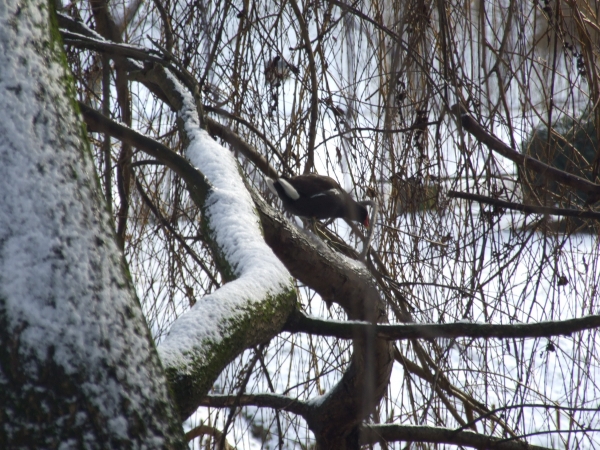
[{"x1": 0, "y1": 1, "x2": 185, "y2": 447}]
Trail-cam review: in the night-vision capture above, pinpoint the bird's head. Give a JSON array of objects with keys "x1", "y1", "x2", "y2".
[{"x1": 356, "y1": 201, "x2": 371, "y2": 228}]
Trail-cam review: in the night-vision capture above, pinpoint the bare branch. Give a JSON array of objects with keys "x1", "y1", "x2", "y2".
[
  {"x1": 184, "y1": 425, "x2": 234, "y2": 449},
  {"x1": 200, "y1": 394, "x2": 311, "y2": 418},
  {"x1": 284, "y1": 309, "x2": 600, "y2": 340},
  {"x1": 61, "y1": 30, "x2": 166, "y2": 64},
  {"x1": 448, "y1": 190, "x2": 600, "y2": 220},
  {"x1": 360, "y1": 424, "x2": 554, "y2": 450},
  {"x1": 289, "y1": 0, "x2": 319, "y2": 174},
  {"x1": 451, "y1": 104, "x2": 600, "y2": 201},
  {"x1": 79, "y1": 102, "x2": 211, "y2": 200}
]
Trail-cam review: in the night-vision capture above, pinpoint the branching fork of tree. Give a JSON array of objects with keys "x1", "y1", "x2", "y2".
[{"x1": 2, "y1": 0, "x2": 600, "y2": 449}]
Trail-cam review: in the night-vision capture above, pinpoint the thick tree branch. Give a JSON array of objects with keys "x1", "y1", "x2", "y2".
[
  {"x1": 61, "y1": 30, "x2": 165, "y2": 64},
  {"x1": 360, "y1": 424, "x2": 554, "y2": 450},
  {"x1": 451, "y1": 104, "x2": 600, "y2": 201},
  {"x1": 284, "y1": 309, "x2": 600, "y2": 340},
  {"x1": 76, "y1": 46, "x2": 404, "y2": 446},
  {"x1": 80, "y1": 99, "x2": 392, "y2": 446},
  {"x1": 79, "y1": 102, "x2": 212, "y2": 202},
  {"x1": 253, "y1": 192, "x2": 394, "y2": 449},
  {"x1": 448, "y1": 190, "x2": 600, "y2": 219},
  {"x1": 80, "y1": 93, "x2": 296, "y2": 421},
  {"x1": 199, "y1": 394, "x2": 311, "y2": 418}
]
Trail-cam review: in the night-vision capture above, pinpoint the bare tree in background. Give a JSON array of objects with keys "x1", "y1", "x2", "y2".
[{"x1": 50, "y1": 0, "x2": 600, "y2": 448}]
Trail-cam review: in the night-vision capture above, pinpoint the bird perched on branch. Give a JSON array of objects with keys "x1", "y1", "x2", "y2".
[{"x1": 266, "y1": 174, "x2": 370, "y2": 227}]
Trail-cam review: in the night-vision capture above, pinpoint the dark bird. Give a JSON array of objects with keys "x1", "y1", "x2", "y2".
[{"x1": 267, "y1": 174, "x2": 370, "y2": 227}]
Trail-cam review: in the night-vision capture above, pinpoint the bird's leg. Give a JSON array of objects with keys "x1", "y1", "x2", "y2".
[
  {"x1": 300, "y1": 218, "x2": 333, "y2": 246},
  {"x1": 312, "y1": 218, "x2": 329, "y2": 239},
  {"x1": 301, "y1": 217, "x2": 322, "y2": 238},
  {"x1": 317, "y1": 223, "x2": 357, "y2": 256},
  {"x1": 309, "y1": 217, "x2": 317, "y2": 234}
]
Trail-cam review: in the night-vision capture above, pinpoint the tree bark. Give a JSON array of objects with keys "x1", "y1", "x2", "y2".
[
  {"x1": 256, "y1": 194, "x2": 394, "y2": 448},
  {"x1": 0, "y1": 2, "x2": 185, "y2": 447}
]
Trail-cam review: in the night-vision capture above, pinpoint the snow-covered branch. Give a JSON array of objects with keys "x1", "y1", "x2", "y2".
[{"x1": 133, "y1": 66, "x2": 297, "y2": 418}]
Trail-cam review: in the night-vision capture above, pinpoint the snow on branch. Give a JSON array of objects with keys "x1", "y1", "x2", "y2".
[{"x1": 156, "y1": 69, "x2": 295, "y2": 417}]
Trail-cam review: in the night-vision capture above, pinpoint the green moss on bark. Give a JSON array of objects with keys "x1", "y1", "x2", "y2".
[{"x1": 166, "y1": 286, "x2": 296, "y2": 419}]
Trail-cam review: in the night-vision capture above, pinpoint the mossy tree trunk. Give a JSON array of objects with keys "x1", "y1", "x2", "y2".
[{"x1": 0, "y1": 0, "x2": 185, "y2": 447}]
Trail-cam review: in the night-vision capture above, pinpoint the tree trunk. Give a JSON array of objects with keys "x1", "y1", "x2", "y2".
[{"x1": 0, "y1": 1, "x2": 185, "y2": 447}]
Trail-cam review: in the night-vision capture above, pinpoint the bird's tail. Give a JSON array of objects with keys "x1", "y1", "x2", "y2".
[{"x1": 274, "y1": 178, "x2": 300, "y2": 200}]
